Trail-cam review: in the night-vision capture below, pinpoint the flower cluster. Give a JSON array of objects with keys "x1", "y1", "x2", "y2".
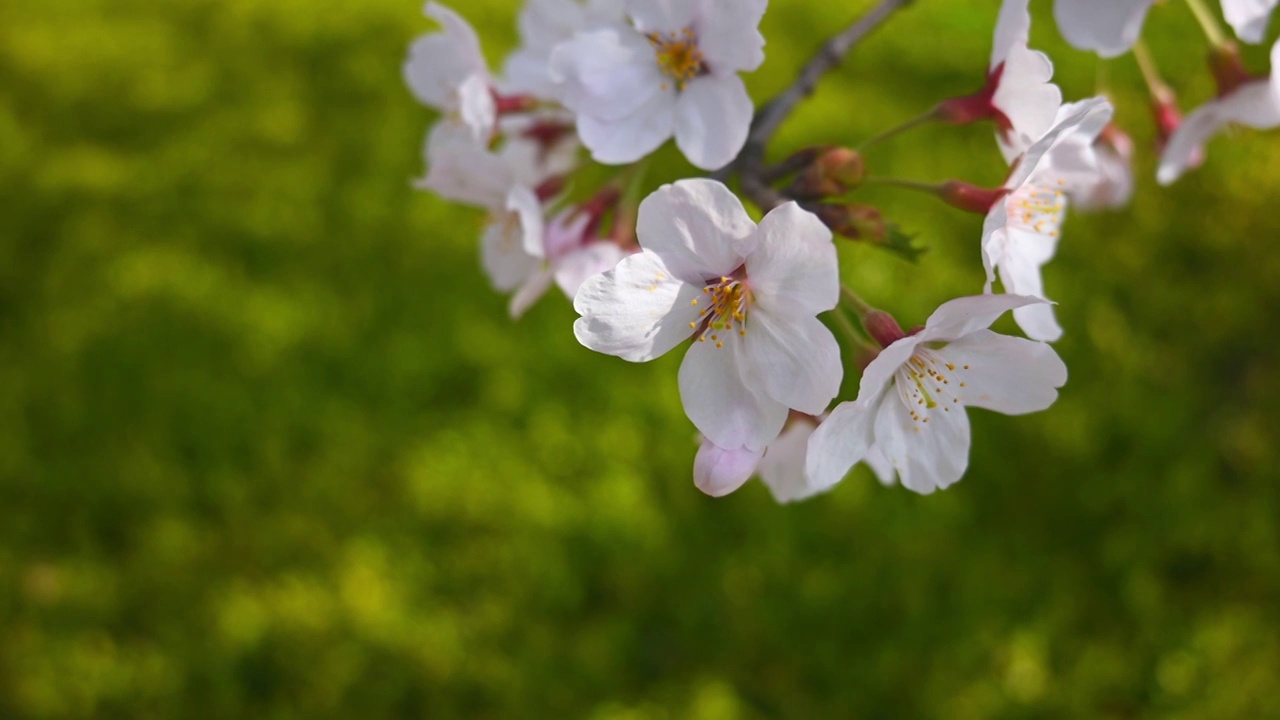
[{"x1": 405, "y1": 0, "x2": 1280, "y2": 503}]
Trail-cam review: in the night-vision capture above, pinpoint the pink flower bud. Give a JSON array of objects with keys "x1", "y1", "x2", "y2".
[{"x1": 864, "y1": 310, "x2": 906, "y2": 348}]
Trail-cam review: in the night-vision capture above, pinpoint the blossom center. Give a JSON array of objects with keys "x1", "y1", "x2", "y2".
[
  {"x1": 1007, "y1": 183, "x2": 1066, "y2": 238},
  {"x1": 647, "y1": 28, "x2": 705, "y2": 91},
  {"x1": 894, "y1": 348, "x2": 971, "y2": 427},
  {"x1": 689, "y1": 275, "x2": 751, "y2": 348}
]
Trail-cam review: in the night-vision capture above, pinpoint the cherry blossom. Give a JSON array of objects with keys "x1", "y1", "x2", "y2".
[
  {"x1": 1074, "y1": 125, "x2": 1135, "y2": 211},
  {"x1": 982, "y1": 97, "x2": 1113, "y2": 342},
  {"x1": 938, "y1": 0, "x2": 1063, "y2": 162},
  {"x1": 1053, "y1": 0, "x2": 1155, "y2": 58},
  {"x1": 806, "y1": 295, "x2": 1068, "y2": 496},
  {"x1": 404, "y1": 2, "x2": 497, "y2": 143},
  {"x1": 548, "y1": 0, "x2": 767, "y2": 170},
  {"x1": 693, "y1": 414, "x2": 824, "y2": 502},
  {"x1": 1157, "y1": 41, "x2": 1280, "y2": 185},
  {"x1": 1222, "y1": 0, "x2": 1279, "y2": 43},
  {"x1": 504, "y1": 0, "x2": 626, "y2": 99},
  {"x1": 989, "y1": 0, "x2": 1064, "y2": 160},
  {"x1": 510, "y1": 202, "x2": 632, "y2": 318},
  {"x1": 573, "y1": 178, "x2": 842, "y2": 451},
  {"x1": 483, "y1": 185, "x2": 545, "y2": 295},
  {"x1": 413, "y1": 121, "x2": 579, "y2": 299}
]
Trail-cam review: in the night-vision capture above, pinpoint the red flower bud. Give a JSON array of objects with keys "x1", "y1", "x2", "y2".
[
  {"x1": 864, "y1": 310, "x2": 906, "y2": 348},
  {"x1": 938, "y1": 181, "x2": 1007, "y2": 215}
]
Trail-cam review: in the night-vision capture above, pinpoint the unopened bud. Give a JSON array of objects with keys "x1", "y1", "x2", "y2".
[
  {"x1": 864, "y1": 310, "x2": 906, "y2": 348},
  {"x1": 790, "y1": 147, "x2": 866, "y2": 199},
  {"x1": 813, "y1": 203, "x2": 885, "y2": 241},
  {"x1": 817, "y1": 147, "x2": 865, "y2": 188},
  {"x1": 1209, "y1": 43, "x2": 1253, "y2": 97},
  {"x1": 938, "y1": 180, "x2": 1007, "y2": 215}
]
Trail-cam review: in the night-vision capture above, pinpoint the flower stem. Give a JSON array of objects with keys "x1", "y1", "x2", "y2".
[
  {"x1": 840, "y1": 285, "x2": 875, "y2": 318},
  {"x1": 859, "y1": 107, "x2": 940, "y2": 150},
  {"x1": 862, "y1": 176, "x2": 942, "y2": 194},
  {"x1": 829, "y1": 305, "x2": 867, "y2": 343},
  {"x1": 1184, "y1": 0, "x2": 1230, "y2": 48},
  {"x1": 1132, "y1": 39, "x2": 1172, "y2": 101}
]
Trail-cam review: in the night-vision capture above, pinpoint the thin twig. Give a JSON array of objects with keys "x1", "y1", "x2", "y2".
[{"x1": 730, "y1": 0, "x2": 916, "y2": 210}]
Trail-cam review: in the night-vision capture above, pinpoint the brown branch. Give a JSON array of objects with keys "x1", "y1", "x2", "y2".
[{"x1": 731, "y1": 0, "x2": 916, "y2": 210}]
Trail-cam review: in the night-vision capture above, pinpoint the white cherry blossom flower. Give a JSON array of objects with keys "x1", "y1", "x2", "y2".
[
  {"x1": 483, "y1": 185, "x2": 545, "y2": 294},
  {"x1": 574, "y1": 179, "x2": 842, "y2": 451},
  {"x1": 414, "y1": 121, "x2": 578, "y2": 298},
  {"x1": 982, "y1": 97, "x2": 1113, "y2": 342},
  {"x1": 504, "y1": 0, "x2": 626, "y2": 98},
  {"x1": 510, "y1": 203, "x2": 632, "y2": 318},
  {"x1": 693, "y1": 414, "x2": 822, "y2": 501},
  {"x1": 548, "y1": 0, "x2": 767, "y2": 170},
  {"x1": 989, "y1": 0, "x2": 1064, "y2": 160},
  {"x1": 806, "y1": 295, "x2": 1068, "y2": 495},
  {"x1": 1223, "y1": 0, "x2": 1279, "y2": 43},
  {"x1": 404, "y1": 2, "x2": 496, "y2": 142},
  {"x1": 1053, "y1": 0, "x2": 1155, "y2": 58},
  {"x1": 1157, "y1": 40, "x2": 1280, "y2": 185},
  {"x1": 1074, "y1": 125, "x2": 1135, "y2": 211},
  {"x1": 416, "y1": 114, "x2": 577, "y2": 209}
]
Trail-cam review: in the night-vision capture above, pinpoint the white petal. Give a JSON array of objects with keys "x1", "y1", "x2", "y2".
[
  {"x1": 941, "y1": 330, "x2": 1067, "y2": 415},
  {"x1": 626, "y1": 0, "x2": 696, "y2": 31},
  {"x1": 921, "y1": 294, "x2": 1048, "y2": 343},
  {"x1": 991, "y1": 0, "x2": 1032, "y2": 67},
  {"x1": 480, "y1": 210, "x2": 539, "y2": 293},
  {"x1": 1012, "y1": 302, "x2": 1062, "y2": 343},
  {"x1": 418, "y1": 122, "x2": 511, "y2": 208},
  {"x1": 404, "y1": 2, "x2": 489, "y2": 109},
  {"x1": 1033, "y1": 100, "x2": 1111, "y2": 191},
  {"x1": 1157, "y1": 80, "x2": 1280, "y2": 185},
  {"x1": 746, "y1": 202, "x2": 838, "y2": 318},
  {"x1": 509, "y1": 184, "x2": 546, "y2": 259},
  {"x1": 549, "y1": 28, "x2": 663, "y2": 121},
  {"x1": 1005, "y1": 97, "x2": 1113, "y2": 191},
  {"x1": 576, "y1": 88, "x2": 677, "y2": 165},
  {"x1": 873, "y1": 387, "x2": 971, "y2": 495},
  {"x1": 1222, "y1": 0, "x2": 1279, "y2": 43},
  {"x1": 1073, "y1": 135, "x2": 1135, "y2": 211},
  {"x1": 804, "y1": 400, "x2": 875, "y2": 494},
  {"x1": 993, "y1": 46, "x2": 1063, "y2": 161},
  {"x1": 679, "y1": 334, "x2": 788, "y2": 451},
  {"x1": 553, "y1": 242, "x2": 630, "y2": 299},
  {"x1": 693, "y1": 439, "x2": 763, "y2": 497},
  {"x1": 635, "y1": 178, "x2": 755, "y2": 282},
  {"x1": 742, "y1": 310, "x2": 842, "y2": 415},
  {"x1": 758, "y1": 418, "x2": 822, "y2": 503},
  {"x1": 573, "y1": 251, "x2": 701, "y2": 361},
  {"x1": 993, "y1": 245, "x2": 1062, "y2": 342},
  {"x1": 980, "y1": 208, "x2": 1007, "y2": 291},
  {"x1": 865, "y1": 442, "x2": 898, "y2": 487},
  {"x1": 855, "y1": 336, "x2": 922, "y2": 406},
  {"x1": 674, "y1": 74, "x2": 754, "y2": 171},
  {"x1": 695, "y1": 0, "x2": 768, "y2": 72},
  {"x1": 1053, "y1": 0, "x2": 1156, "y2": 58},
  {"x1": 509, "y1": 266, "x2": 556, "y2": 318},
  {"x1": 457, "y1": 73, "x2": 497, "y2": 143},
  {"x1": 503, "y1": 46, "x2": 557, "y2": 98}
]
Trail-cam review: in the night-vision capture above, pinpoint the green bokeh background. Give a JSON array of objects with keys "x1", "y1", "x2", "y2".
[{"x1": 3, "y1": 0, "x2": 1279, "y2": 716}]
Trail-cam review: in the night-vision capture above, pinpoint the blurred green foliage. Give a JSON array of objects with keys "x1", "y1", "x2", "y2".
[{"x1": 2, "y1": 0, "x2": 1280, "y2": 717}]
